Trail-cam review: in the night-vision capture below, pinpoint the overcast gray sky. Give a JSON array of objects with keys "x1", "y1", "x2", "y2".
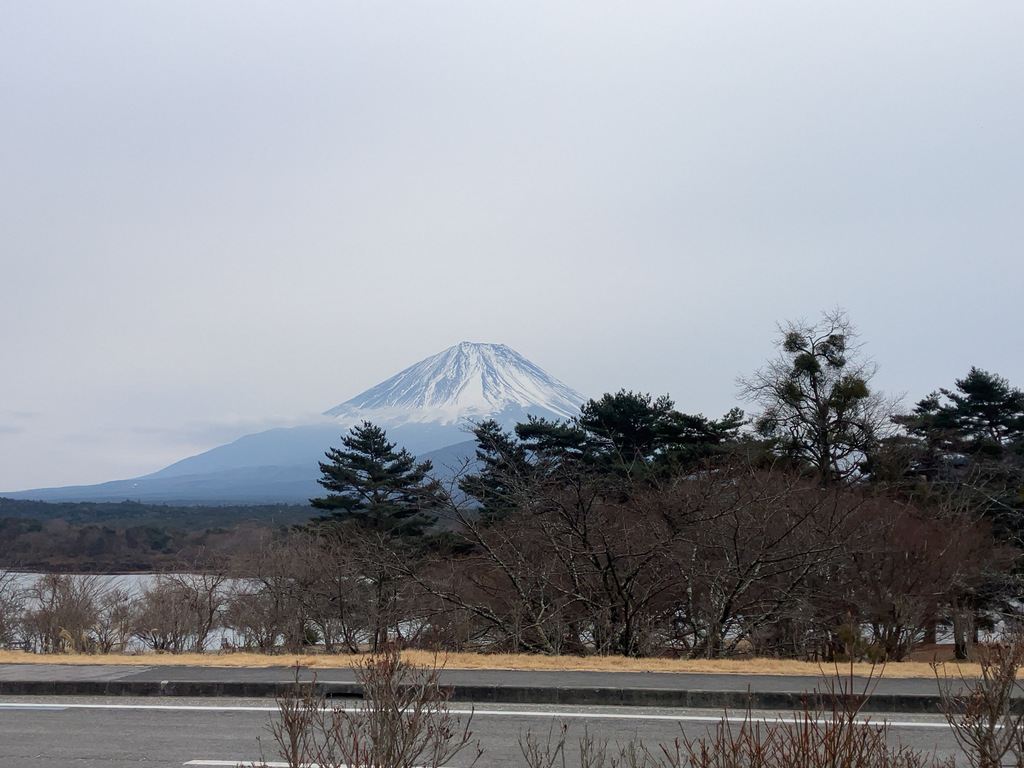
[{"x1": 2, "y1": 2, "x2": 1022, "y2": 491}]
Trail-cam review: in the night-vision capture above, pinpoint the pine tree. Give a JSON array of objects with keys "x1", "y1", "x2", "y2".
[
  {"x1": 575, "y1": 390, "x2": 744, "y2": 473},
  {"x1": 311, "y1": 421, "x2": 439, "y2": 537},
  {"x1": 895, "y1": 368, "x2": 1024, "y2": 538},
  {"x1": 939, "y1": 368, "x2": 1023, "y2": 456},
  {"x1": 458, "y1": 419, "x2": 534, "y2": 522},
  {"x1": 460, "y1": 396, "x2": 745, "y2": 518}
]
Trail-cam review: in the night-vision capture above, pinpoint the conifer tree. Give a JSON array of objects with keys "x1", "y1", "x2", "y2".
[
  {"x1": 896, "y1": 368, "x2": 1024, "y2": 539},
  {"x1": 575, "y1": 390, "x2": 744, "y2": 473},
  {"x1": 458, "y1": 419, "x2": 533, "y2": 522},
  {"x1": 901, "y1": 368, "x2": 1024, "y2": 458},
  {"x1": 311, "y1": 421, "x2": 439, "y2": 537}
]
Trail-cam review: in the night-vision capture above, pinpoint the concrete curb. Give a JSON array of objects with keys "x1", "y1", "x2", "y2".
[{"x1": 0, "y1": 679, "x2": 944, "y2": 713}]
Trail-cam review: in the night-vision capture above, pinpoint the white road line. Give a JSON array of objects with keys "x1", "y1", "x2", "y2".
[
  {"x1": 0, "y1": 700, "x2": 953, "y2": 729},
  {"x1": 185, "y1": 763, "x2": 460, "y2": 768},
  {"x1": 185, "y1": 763, "x2": 449, "y2": 767}
]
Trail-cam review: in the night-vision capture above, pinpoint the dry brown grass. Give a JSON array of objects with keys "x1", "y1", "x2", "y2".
[{"x1": 0, "y1": 649, "x2": 980, "y2": 678}]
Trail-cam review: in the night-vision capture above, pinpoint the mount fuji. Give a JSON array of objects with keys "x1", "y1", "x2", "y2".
[
  {"x1": 325, "y1": 342, "x2": 581, "y2": 428},
  {"x1": 5, "y1": 343, "x2": 585, "y2": 504}
]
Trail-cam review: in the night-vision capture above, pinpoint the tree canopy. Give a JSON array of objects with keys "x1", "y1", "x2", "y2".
[
  {"x1": 897, "y1": 367, "x2": 1024, "y2": 461},
  {"x1": 739, "y1": 308, "x2": 896, "y2": 483},
  {"x1": 893, "y1": 368, "x2": 1024, "y2": 544},
  {"x1": 310, "y1": 421, "x2": 440, "y2": 537},
  {"x1": 459, "y1": 390, "x2": 744, "y2": 522}
]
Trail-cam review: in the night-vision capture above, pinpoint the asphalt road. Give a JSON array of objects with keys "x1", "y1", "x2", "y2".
[
  {"x1": 0, "y1": 696, "x2": 967, "y2": 767},
  {"x1": 0, "y1": 663, "x2": 950, "y2": 693}
]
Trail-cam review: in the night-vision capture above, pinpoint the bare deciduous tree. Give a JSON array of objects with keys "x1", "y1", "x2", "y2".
[
  {"x1": 23, "y1": 574, "x2": 105, "y2": 653},
  {"x1": 0, "y1": 569, "x2": 25, "y2": 649},
  {"x1": 134, "y1": 566, "x2": 227, "y2": 653},
  {"x1": 738, "y1": 308, "x2": 900, "y2": 483},
  {"x1": 94, "y1": 586, "x2": 138, "y2": 654}
]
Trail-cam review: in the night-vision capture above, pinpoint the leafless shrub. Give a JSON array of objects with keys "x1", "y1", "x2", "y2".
[
  {"x1": 577, "y1": 727, "x2": 659, "y2": 768},
  {"x1": 663, "y1": 666, "x2": 953, "y2": 768},
  {"x1": 664, "y1": 706, "x2": 953, "y2": 768},
  {"x1": 519, "y1": 721, "x2": 569, "y2": 768},
  {"x1": 521, "y1": 668, "x2": 952, "y2": 768},
  {"x1": 261, "y1": 646, "x2": 481, "y2": 768},
  {"x1": 936, "y1": 639, "x2": 1024, "y2": 768},
  {"x1": 260, "y1": 665, "x2": 322, "y2": 768},
  {"x1": 325, "y1": 647, "x2": 481, "y2": 768}
]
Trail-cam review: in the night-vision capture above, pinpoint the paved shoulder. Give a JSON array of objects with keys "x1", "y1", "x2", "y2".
[
  {"x1": 0, "y1": 662, "x2": 953, "y2": 712},
  {"x1": 0, "y1": 664, "x2": 156, "y2": 682}
]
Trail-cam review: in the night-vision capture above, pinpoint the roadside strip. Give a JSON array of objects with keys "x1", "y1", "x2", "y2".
[{"x1": 0, "y1": 678, "x2": 946, "y2": 713}]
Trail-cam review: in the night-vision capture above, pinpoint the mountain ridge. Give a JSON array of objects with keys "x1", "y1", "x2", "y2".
[{"x1": 3, "y1": 343, "x2": 585, "y2": 504}]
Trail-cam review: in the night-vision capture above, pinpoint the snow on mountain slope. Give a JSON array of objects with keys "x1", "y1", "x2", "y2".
[{"x1": 324, "y1": 342, "x2": 584, "y2": 427}]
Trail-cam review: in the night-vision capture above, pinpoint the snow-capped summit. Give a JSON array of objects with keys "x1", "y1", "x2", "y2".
[{"x1": 323, "y1": 342, "x2": 584, "y2": 427}]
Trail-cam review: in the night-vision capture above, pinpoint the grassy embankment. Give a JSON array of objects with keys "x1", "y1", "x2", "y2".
[{"x1": 0, "y1": 649, "x2": 979, "y2": 678}]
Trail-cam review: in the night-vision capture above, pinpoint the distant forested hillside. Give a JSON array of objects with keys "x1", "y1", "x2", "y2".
[
  {"x1": 0, "y1": 498, "x2": 314, "y2": 572},
  {"x1": 0, "y1": 498, "x2": 311, "y2": 529}
]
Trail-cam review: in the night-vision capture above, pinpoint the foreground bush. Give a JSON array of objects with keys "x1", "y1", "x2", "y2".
[
  {"x1": 257, "y1": 646, "x2": 481, "y2": 768},
  {"x1": 261, "y1": 655, "x2": 966, "y2": 768},
  {"x1": 937, "y1": 639, "x2": 1024, "y2": 768},
  {"x1": 521, "y1": 671, "x2": 956, "y2": 768}
]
